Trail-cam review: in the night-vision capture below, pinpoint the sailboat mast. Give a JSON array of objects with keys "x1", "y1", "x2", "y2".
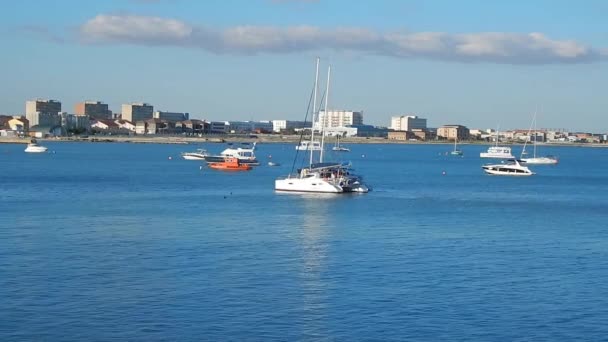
[
  {"x1": 310, "y1": 57, "x2": 320, "y2": 166},
  {"x1": 533, "y1": 112, "x2": 538, "y2": 158},
  {"x1": 320, "y1": 65, "x2": 330, "y2": 163}
]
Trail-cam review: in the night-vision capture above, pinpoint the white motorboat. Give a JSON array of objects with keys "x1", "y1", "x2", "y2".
[
  {"x1": 181, "y1": 148, "x2": 210, "y2": 160},
  {"x1": 205, "y1": 142, "x2": 259, "y2": 165},
  {"x1": 24, "y1": 140, "x2": 48, "y2": 153},
  {"x1": 482, "y1": 159, "x2": 534, "y2": 176},
  {"x1": 480, "y1": 146, "x2": 514, "y2": 159},
  {"x1": 276, "y1": 59, "x2": 369, "y2": 194},
  {"x1": 296, "y1": 140, "x2": 322, "y2": 151}
]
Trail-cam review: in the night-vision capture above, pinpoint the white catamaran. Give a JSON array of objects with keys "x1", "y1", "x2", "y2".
[{"x1": 275, "y1": 59, "x2": 369, "y2": 194}]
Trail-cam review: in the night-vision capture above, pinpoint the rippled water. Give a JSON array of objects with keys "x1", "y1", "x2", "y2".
[{"x1": 2, "y1": 141, "x2": 608, "y2": 341}]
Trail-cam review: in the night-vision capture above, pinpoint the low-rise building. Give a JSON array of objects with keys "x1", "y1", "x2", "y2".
[
  {"x1": 8, "y1": 117, "x2": 29, "y2": 133},
  {"x1": 153, "y1": 111, "x2": 189, "y2": 123},
  {"x1": 208, "y1": 121, "x2": 228, "y2": 134},
  {"x1": 349, "y1": 124, "x2": 390, "y2": 138},
  {"x1": 321, "y1": 126, "x2": 358, "y2": 137},
  {"x1": 135, "y1": 118, "x2": 174, "y2": 135},
  {"x1": 411, "y1": 128, "x2": 436, "y2": 141},
  {"x1": 437, "y1": 125, "x2": 470, "y2": 141},
  {"x1": 388, "y1": 131, "x2": 415, "y2": 141},
  {"x1": 115, "y1": 119, "x2": 136, "y2": 132},
  {"x1": 272, "y1": 120, "x2": 310, "y2": 133},
  {"x1": 176, "y1": 119, "x2": 207, "y2": 135},
  {"x1": 91, "y1": 119, "x2": 120, "y2": 133}
]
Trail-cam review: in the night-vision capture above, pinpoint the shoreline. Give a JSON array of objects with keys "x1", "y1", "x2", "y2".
[{"x1": 1, "y1": 135, "x2": 607, "y2": 148}]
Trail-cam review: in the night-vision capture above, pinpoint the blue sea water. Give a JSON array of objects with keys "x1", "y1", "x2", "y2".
[{"x1": 2, "y1": 141, "x2": 608, "y2": 341}]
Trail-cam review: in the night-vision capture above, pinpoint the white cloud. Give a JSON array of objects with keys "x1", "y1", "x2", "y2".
[
  {"x1": 80, "y1": 14, "x2": 192, "y2": 44},
  {"x1": 77, "y1": 14, "x2": 605, "y2": 64}
]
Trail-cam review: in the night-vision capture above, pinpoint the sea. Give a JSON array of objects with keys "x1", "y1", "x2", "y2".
[{"x1": 2, "y1": 141, "x2": 608, "y2": 341}]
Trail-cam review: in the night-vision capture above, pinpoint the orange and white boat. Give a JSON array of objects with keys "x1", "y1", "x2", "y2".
[{"x1": 208, "y1": 157, "x2": 251, "y2": 171}]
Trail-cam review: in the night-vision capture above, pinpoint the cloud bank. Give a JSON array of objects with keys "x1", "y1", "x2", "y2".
[{"x1": 78, "y1": 14, "x2": 606, "y2": 64}]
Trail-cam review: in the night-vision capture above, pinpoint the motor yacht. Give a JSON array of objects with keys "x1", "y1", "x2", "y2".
[
  {"x1": 24, "y1": 140, "x2": 48, "y2": 153},
  {"x1": 482, "y1": 159, "x2": 534, "y2": 176},
  {"x1": 205, "y1": 142, "x2": 259, "y2": 165},
  {"x1": 296, "y1": 140, "x2": 322, "y2": 151},
  {"x1": 181, "y1": 148, "x2": 210, "y2": 160},
  {"x1": 480, "y1": 146, "x2": 514, "y2": 159}
]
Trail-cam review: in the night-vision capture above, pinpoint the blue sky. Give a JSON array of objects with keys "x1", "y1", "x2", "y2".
[{"x1": 2, "y1": 0, "x2": 607, "y2": 131}]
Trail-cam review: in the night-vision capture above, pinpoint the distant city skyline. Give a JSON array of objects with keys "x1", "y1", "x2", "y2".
[{"x1": 2, "y1": 0, "x2": 607, "y2": 131}]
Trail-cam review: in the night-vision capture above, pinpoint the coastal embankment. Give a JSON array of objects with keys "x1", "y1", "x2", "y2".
[{"x1": 1, "y1": 135, "x2": 606, "y2": 147}]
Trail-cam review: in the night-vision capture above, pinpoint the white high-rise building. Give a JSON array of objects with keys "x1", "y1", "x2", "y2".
[
  {"x1": 390, "y1": 115, "x2": 427, "y2": 131},
  {"x1": 316, "y1": 110, "x2": 363, "y2": 129}
]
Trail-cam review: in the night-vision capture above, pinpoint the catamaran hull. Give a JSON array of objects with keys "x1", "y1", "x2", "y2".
[{"x1": 275, "y1": 178, "x2": 343, "y2": 193}]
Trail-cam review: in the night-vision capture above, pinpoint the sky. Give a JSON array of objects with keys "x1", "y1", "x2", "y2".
[{"x1": 1, "y1": 0, "x2": 607, "y2": 131}]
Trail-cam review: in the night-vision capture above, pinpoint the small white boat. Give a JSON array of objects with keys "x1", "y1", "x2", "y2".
[
  {"x1": 482, "y1": 159, "x2": 534, "y2": 176},
  {"x1": 521, "y1": 156, "x2": 558, "y2": 165},
  {"x1": 296, "y1": 140, "x2": 322, "y2": 151},
  {"x1": 268, "y1": 161, "x2": 280, "y2": 166},
  {"x1": 332, "y1": 136, "x2": 350, "y2": 152},
  {"x1": 480, "y1": 146, "x2": 514, "y2": 159},
  {"x1": 24, "y1": 140, "x2": 48, "y2": 153},
  {"x1": 181, "y1": 149, "x2": 210, "y2": 160}
]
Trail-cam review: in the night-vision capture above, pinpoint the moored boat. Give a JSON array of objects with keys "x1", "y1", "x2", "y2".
[
  {"x1": 24, "y1": 139, "x2": 48, "y2": 153},
  {"x1": 482, "y1": 159, "x2": 534, "y2": 176},
  {"x1": 205, "y1": 142, "x2": 259, "y2": 165},
  {"x1": 181, "y1": 148, "x2": 209, "y2": 160},
  {"x1": 208, "y1": 157, "x2": 251, "y2": 171},
  {"x1": 480, "y1": 146, "x2": 514, "y2": 159},
  {"x1": 275, "y1": 58, "x2": 369, "y2": 194}
]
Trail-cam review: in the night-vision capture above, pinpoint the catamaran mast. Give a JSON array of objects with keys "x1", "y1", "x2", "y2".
[
  {"x1": 320, "y1": 65, "x2": 330, "y2": 163},
  {"x1": 310, "y1": 57, "x2": 320, "y2": 167}
]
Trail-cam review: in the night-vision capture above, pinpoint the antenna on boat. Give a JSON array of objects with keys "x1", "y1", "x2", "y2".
[
  {"x1": 320, "y1": 65, "x2": 330, "y2": 163},
  {"x1": 310, "y1": 57, "x2": 320, "y2": 167}
]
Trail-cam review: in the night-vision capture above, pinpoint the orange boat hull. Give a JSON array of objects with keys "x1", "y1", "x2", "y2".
[{"x1": 208, "y1": 157, "x2": 252, "y2": 171}]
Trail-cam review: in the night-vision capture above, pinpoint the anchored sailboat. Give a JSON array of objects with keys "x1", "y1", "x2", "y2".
[
  {"x1": 521, "y1": 111, "x2": 558, "y2": 165},
  {"x1": 275, "y1": 59, "x2": 369, "y2": 193},
  {"x1": 332, "y1": 135, "x2": 350, "y2": 152},
  {"x1": 450, "y1": 136, "x2": 463, "y2": 156}
]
